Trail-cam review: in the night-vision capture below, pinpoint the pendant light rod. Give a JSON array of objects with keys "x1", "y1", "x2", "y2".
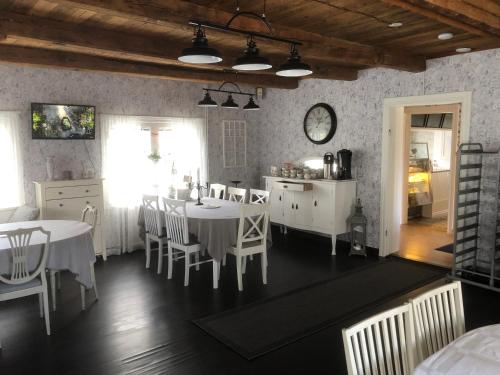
[
  {"x1": 188, "y1": 19, "x2": 302, "y2": 46},
  {"x1": 202, "y1": 81, "x2": 254, "y2": 97}
]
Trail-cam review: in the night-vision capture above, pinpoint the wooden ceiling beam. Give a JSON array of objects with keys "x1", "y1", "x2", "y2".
[
  {"x1": 0, "y1": 45, "x2": 299, "y2": 89},
  {"x1": 44, "y1": 0, "x2": 426, "y2": 72},
  {"x1": 0, "y1": 11, "x2": 359, "y2": 82},
  {"x1": 381, "y1": 0, "x2": 500, "y2": 38}
]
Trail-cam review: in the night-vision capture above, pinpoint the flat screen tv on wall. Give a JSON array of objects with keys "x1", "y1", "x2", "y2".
[{"x1": 31, "y1": 103, "x2": 96, "y2": 139}]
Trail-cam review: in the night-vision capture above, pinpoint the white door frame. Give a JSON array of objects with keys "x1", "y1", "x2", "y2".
[{"x1": 379, "y1": 92, "x2": 472, "y2": 257}]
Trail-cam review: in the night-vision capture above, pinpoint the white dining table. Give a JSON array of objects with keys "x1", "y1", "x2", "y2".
[
  {"x1": 414, "y1": 324, "x2": 500, "y2": 375},
  {"x1": 0, "y1": 220, "x2": 96, "y2": 288}
]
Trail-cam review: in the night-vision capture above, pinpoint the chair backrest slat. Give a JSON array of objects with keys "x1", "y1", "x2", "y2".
[
  {"x1": 249, "y1": 189, "x2": 270, "y2": 204},
  {"x1": 236, "y1": 204, "x2": 270, "y2": 248},
  {"x1": 410, "y1": 281, "x2": 464, "y2": 363},
  {"x1": 209, "y1": 184, "x2": 226, "y2": 200},
  {"x1": 343, "y1": 304, "x2": 415, "y2": 375},
  {"x1": 81, "y1": 204, "x2": 98, "y2": 236},
  {"x1": 0, "y1": 227, "x2": 51, "y2": 285},
  {"x1": 142, "y1": 194, "x2": 163, "y2": 237},
  {"x1": 162, "y1": 198, "x2": 189, "y2": 246},
  {"x1": 228, "y1": 187, "x2": 247, "y2": 203}
]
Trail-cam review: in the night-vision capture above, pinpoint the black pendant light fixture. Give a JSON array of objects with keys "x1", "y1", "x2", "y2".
[
  {"x1": 243, "y1": 96, "x2": 260, "y2": 110},
  {"x1": 232, "y1": 35, "x2": 272, "y2": 71},
  {"x1": 198, "y1": 92, "x2": 218, "y2": 107},
  {"x1": 276, "y1": 44, "x2": 313, "y2": 77},
  {"x1": 178, "y1": 25, "x2": 222, "y2": 64},
  {"x1": 221, "y1": 94, "x2": 239, "y2": 109}
]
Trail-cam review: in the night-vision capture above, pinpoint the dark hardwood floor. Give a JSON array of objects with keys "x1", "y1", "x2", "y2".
[{"x1": 1, "y1": 227, "x2": 499, "y2": 374}]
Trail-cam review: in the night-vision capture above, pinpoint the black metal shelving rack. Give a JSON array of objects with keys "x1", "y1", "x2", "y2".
[{"x1": 450, "y1": 143, "x2": 500, "y2": 291}]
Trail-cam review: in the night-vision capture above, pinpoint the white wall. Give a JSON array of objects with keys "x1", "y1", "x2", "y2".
[
  {"x1": 0, "y1": 65, "x2": 261, "y2": 205},
  {"x1": 256, "y1": 48, "x2": 500, "y2": 248}
]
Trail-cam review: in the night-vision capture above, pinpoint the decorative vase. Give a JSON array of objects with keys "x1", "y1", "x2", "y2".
[{"x1": 46, "y1": 156, "x2": 55, "y2": 181}]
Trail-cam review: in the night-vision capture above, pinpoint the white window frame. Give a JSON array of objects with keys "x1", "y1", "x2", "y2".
[{"x1": 222, "y1": 120, "x2": 247, "y2": 168}]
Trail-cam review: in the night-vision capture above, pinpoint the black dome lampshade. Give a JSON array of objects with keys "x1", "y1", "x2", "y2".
[
  {"x1": 243, "y1": 96, "x2": 260, "y2": 111},
  {"x1": 178, "y1": 25, "x2": 222, "y2": 64},
  {"x1": 221, "y1": 94, "x2": 239, "y2": 109},
  {"x1": 232, "y1": 35, "x2": 272, "y2": 71},
  {"x1": 198, "y1": 92, "x2": 218, "y2": 107},
  {"x1": 276, "y1": 44, "x2": 313, "y2": 77}
]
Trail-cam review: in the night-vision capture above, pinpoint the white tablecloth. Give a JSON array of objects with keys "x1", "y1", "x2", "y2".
[
  {"x1": 415, "y1": 324, "x2": 500, "y2": 375},
  {"x1": 0, "y1": 220, "x2": 96, "y2": 288}
]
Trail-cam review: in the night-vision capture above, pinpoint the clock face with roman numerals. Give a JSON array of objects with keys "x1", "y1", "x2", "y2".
[{"x1": 303, "y1": 103, "x2": 337, "y2": 144}]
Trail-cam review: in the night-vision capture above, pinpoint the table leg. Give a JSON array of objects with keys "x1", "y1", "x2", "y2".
[{"x1": 212, "y1": 260, "x2": 219, "y2": 289}]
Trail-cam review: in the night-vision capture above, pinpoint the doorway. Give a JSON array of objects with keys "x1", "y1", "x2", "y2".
[
  {"x1": 379, "y1": 92, "x2": 472, "y2": 265},
  {"x1": 397, "y1": 104, "x2": 460, "y2": 267}
]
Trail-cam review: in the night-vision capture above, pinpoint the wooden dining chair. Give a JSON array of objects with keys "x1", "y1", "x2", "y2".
[
  {"x1": 50, "y1": 204, "x2": 99, "y2": 311},
  {"x1": 0, "y1": 227, "x2": 51, "y2": 348},
  {"x1": 228, "y1": 187, "x2": 247, "y2": 203},
  {"x1": 410, "y1": 281, "x2": 465, "y2": 363},
  {"x1": 342, "y1": 304, "x2": 416, "y2": 375},
  {"x1": 162, "y1": 198, "x2": 217, "y2": 288},
  {"x1": 142, "y1": 194, "x2": 168, "y2": 274},
  {"x1": 249, "y1": 189, "x2": 270, "y2": 204},
  {"x1": 209, "y1": 183, "x2": 226, "y2": 200},
  {"x1": 226, "y1": 203, "x2": 270, "y2": 291}
]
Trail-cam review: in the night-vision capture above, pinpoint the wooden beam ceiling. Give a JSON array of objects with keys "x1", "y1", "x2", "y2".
[
  {"x1": 0, "y1": 45, "x2": 299, "y2": 89},
  {"x1": 381, "y1": 0, "x2": 500, "y2": 38},
  {"x1": 44, "y1": 0, "x2": 426, "y2": 72}
]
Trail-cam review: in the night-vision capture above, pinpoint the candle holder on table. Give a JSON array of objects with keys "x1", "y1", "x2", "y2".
[{"x1": 194, "y1": 182, "x2": 208, "y2": 206}]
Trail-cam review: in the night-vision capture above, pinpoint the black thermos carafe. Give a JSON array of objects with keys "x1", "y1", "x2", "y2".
[{"x1": 337, "y1": 149, "x2": 352, "y2": 180}]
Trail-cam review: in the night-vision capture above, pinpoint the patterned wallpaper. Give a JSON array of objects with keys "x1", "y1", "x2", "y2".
[
  {"x1": 0, "y1": 65, "x2": 261, "y2": 205},
  {"x1": 256, "y1": 48, "x2": 500, "y2": 248}
]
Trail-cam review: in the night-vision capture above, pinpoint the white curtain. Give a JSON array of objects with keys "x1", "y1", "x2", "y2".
[
  {"x1": 0, "y1": 111, "x2": 24, "y2": 208},
  {"x1": 100, "y1": 115, "x2": 206, "y2": 255}
]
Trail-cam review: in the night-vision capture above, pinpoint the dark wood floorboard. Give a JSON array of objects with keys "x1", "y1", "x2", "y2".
[{"x1": 1, "y1": 227, "x2": 499, "y2": 374}]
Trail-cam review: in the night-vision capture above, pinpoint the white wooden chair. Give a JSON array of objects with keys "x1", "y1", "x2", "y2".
[
  {"x1": 0, "y1": 227, "x2": 51, "y2": 348},
  {"x1": 50, "y1": 204, "x2": 99, "y2": 311},
  {"x1": 209, "y1": 183, "x2": 226, "y2": 200},
  {"x1": 162, "y1": 198, "x2": 217, "y2": 288},
  {"x1": 410, "y1": 281, "x2": 465, "y2": 363},
  {"x1": 249, "y1": 189, "x2": 270, "y2": 204},
  {"x1": 228, "y1": 187, "x2": 247, "y2": 203},
  {"x1": 143, "y1": 194, "x2": 168, "y2": 274},
  {"x1": 226, "y1": 203, "x2": 270, "y2": 291},
  {"x1": 342, "y1": 304, "x2": 416, "y2": 375}
]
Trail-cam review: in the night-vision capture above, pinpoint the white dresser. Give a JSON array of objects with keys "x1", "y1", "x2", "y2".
[
  {"x1": 34, "y1": 178, "x2": 107, "y2": 260},
  {"x1": 264, "y1": 176, "x2": 356, "y2": 254}
]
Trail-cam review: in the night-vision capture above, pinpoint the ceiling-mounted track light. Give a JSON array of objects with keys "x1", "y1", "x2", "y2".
[
  {"x1": 198, "y1": 92, "x2": 218, "y2": 107},
  {"x1": 243, "y1": 96, "x2": 260, "y2": 111},
  {"x1": 221, "y1": 94, "x2": 239, "y2": 109},
  {"x1": 232, "y1": 35, "x2": 272, "y2": 71},
  {"x1": 276, "y1": 44, "x2": 313, "y2": 77},
  {"x1": 178, "y1": 25, "x2": 222, "y2": 64}
]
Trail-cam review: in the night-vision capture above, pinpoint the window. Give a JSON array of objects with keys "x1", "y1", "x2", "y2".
[
  {"x1": 222, "y1": 120, "x2": 246, "y2": 168},
  {"x1": 0, "y1": 112, "x2": 24, "y2": 208}
]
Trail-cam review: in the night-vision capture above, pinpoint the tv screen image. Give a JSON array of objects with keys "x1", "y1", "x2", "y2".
[{"x1": 32, "y1": 103, "x2": 95, "y2": 139}]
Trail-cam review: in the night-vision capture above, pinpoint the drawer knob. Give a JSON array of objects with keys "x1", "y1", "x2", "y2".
[
  {"x1": 314, "y1": 200, "x2": 318, "y2": 207},
  {"x1": 86, "y1": 201, "x2": 90, "y2": 204},
  {"x1": 58, "y1": 192, "x2": 63, "y2": 195},
  {"x1": 296, "y1": 203, "x2": 299, "y2": 210},
  {"x1": 59, "y1": 203, "x2": 64, "y2": 207},
  {"x1": 279, "y1": 195, "x2": 281, "y2": 201},
  {"x1": 283, "y1": 185, "x2": 288, "y2": 189},
  {"x1": 85, "y1": 189, "x2": 90, "y2": 193}
]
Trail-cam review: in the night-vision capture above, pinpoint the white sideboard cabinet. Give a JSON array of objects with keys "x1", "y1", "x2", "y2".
[
  {"x1": 264, "y1": 176, "x2": 356, "y2": 254},
  {"x1": 34, "y1": 178, "x2": 107, "y2": 260}
]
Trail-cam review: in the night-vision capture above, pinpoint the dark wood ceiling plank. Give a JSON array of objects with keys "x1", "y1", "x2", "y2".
[{"x1": 0, "y1": 44, "x2": 300, "y2": 88}]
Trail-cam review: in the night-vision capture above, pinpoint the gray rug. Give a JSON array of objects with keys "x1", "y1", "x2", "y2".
[{"x1": 194, "y1": 258, "x2": 446, "y2": 359}]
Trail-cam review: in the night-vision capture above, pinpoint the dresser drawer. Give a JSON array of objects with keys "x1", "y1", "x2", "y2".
[
  {"x1": 46, "y1": 196, "x2": 101, "y2": 224},
  {"x1": 273, "y1": 181, "x2": 313, "y2": 192},
  {"x1": 45, "y1": 184, "x2": 100, "y2": 200}
]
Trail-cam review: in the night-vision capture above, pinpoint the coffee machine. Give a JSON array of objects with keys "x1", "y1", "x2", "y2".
[
  {"x1": 337, "y1": 149, "x2": 352, "y2": 180},
  {"x1": 323, "y1": 152, "x2": 334, "y2": 179}
]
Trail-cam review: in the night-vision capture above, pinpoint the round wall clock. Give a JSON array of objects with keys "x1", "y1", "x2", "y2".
[{"x1": 303, "y1": 103, "x2": 337, "y2": 144}]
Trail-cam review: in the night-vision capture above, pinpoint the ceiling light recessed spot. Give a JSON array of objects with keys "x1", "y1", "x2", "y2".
[
  {"x1": 388, "y1": 22, "x2": 403, "y2": 28},
  {"x1": 456, "y1": 47, "x2": 472, "y2": 53},
  {"x1": 438, "y1": 32, "x2": 454, "y2": 40}
]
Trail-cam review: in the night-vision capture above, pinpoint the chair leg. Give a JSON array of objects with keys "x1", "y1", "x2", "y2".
[
  {"x1": 261, "y1": 252, "x2": 267, "y2": 285},
  {"x1": 157, "y1": 239, "x2": 164, "y2": 274},
  {"x1": 145, "y1": 234, "x2": 151, "y2": 269},
  {"x1": 90, "y1": 263, "x2": 99, "y2": 300},
  {"x1": 242, "y1": 256, "x2": 247, "y2": 274},
  {"x1": 80, "y1": 285, "x2": 86, "y2": 310},
  {"x1": 195, "y1": 252, "x2": 200, "y2": 271},
  {"x1": 212, "y1": 260, "x2": 219, "y2": 289},
  {"x1": 184, "y1": 252, "x2": 190, "y2": 286},
  {"x1": 236, "y1": 255, "x2": 243, "y2": 291},
  {"x1": 167, "y1": 244, "x2": 173, "y2": 279},
  {"x1": 50, "y1": 271, "x2": 57, "y2": 311},
  {"x1": 42, "y1": 284, "x2": 51, "y2": 335},
  {"x1": 39, "y1": 293, "x2": 44, "y2": 318}
]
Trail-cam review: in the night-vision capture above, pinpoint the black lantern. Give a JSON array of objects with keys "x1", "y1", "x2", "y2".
[{"x1": 348, "y1": 199, "x2": 367, "y2": 257}]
